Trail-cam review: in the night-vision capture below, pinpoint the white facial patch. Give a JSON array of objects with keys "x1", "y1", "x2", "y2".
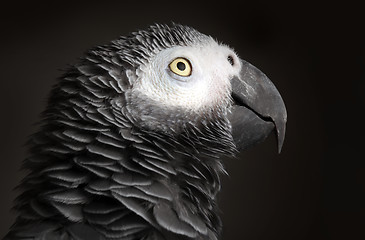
[{"x1": 133, "y1": 39, "x2": 241, "y2": 112}]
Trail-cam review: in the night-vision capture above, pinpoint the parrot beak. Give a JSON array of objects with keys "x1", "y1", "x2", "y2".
[{"x1": 228, "y1": 60, "x2": 287, "y2": 153}]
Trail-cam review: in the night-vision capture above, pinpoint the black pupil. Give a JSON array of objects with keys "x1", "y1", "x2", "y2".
[
  {"x1": 227, "y1": 55, "x2": 234, "y2": 66},
  {"x1": 177, "y1": 61, "x2": 186, "y2": 71}
]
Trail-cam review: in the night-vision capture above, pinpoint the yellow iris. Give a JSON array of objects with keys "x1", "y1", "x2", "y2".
[{"x1": 169, "y1": 58, "x2": 192, "y2": 77}]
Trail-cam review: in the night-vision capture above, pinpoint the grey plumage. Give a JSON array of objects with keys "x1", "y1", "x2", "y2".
[{"x1": 5, "y1": 23, "x2": 287, "y2": 240}]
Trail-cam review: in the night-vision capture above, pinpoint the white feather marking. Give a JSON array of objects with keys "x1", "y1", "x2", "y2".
[{"x1": 132, "y1": 39, "x2": 240, "y2": 112}]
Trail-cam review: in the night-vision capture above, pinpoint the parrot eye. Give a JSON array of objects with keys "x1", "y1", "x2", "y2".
[{"x1": 169, "y1": 58, "x2": 192, "y2": 77}]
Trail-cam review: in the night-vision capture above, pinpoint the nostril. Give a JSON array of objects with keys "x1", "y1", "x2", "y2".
[{"x1": 227, "y1": 55, "x2": 234, "y2": 66}]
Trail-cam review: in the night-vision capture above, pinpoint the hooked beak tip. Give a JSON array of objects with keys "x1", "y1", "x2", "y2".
[
  {"x1": 277, "y1": 124, "x2": 285, "y2": 154},
  {"x1": 273, "y1": 114, "x2": 287, "y2": 153}
]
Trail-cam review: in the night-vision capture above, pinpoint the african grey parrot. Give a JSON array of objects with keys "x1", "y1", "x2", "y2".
[{"x1": 4, "y1": 24, "x2": 287, "y2": 240}]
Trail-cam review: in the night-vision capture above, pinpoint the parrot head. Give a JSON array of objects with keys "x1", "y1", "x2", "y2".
[{"x1": 120, "y1": 24, "x2": 287, "y2": 153}]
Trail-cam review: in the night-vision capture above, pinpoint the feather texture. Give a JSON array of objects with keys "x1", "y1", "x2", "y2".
[{"x1": 6, "y1": 24, "x2": 236, "y2": 240}]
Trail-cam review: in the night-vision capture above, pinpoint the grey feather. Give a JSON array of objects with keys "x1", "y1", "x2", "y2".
[
  {"x1": 144, "y1": 157, "x2": 177, "y2": 175},
  {"x1": 176, "y1": 205, "x2": 208, "y2": 235},
  {"x1": 112, "y1": 187, "x2": 159, "y2": 203},
  {"x1": 85, "y1": 209, "x2": 127, "y2": 225},
  {"x1": 96, "y1": 134, "x2": 126, "y2": 148},
  {"x1": 86, "y1": 179, "x2": 114, "y2": 192},
  {"x1": 74, "y1": 155, "x2": 116, "y2": 166},
  {"x1": 133, "y1": 158, "x2": 171, "y2": 178},
  {"x1": 153, "y1": 203, "x2": 198, "y2": 238},
  {"x1": 112, "y1": 172, "x2": 152, "y2": 186},
  {"x1": 84, "y1": 201, "x2": 125, "y2": 215},
  {"x1": 51, "y1": 201, "x2": 84, "y2": 222},
  {"x1": 5, "y1": 23, "x2": 264, "y2": 240},
  {"x1": 135, "y1": 181, "x2": 173, "y2": 201},
  {"x1": 47, "y1": 170, "x2": 89, "y2": 185},
  {"x1": 86, "y1": 143, "x2": 124, "y2": 161},
  {"x1": 111, "y1": 194, "x2": 155, "y2": 226},
  {"x1": 45, "y1": 189, "x2": 89, "y2": 204}
]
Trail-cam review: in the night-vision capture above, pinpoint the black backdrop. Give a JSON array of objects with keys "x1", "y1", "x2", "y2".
[{"x1": 1, "y1": 1, "x2": 364, "y2": 239}]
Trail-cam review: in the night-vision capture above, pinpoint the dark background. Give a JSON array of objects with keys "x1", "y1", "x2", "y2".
[{"x1": 1, "y1": 1, "x2": 364, "y2": 239}]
